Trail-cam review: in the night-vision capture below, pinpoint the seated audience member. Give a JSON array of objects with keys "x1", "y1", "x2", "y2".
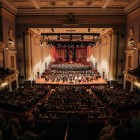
[
  {"x1": 22, "y1": 131, "x2": 38, "y2": 140},
  {"x1": 112, "y1": 125, "x2": 128, "y2": 140},
  {"x1": 7, "y1": 118, "x2": 22, "y2": 136},
  {"x1": 99, "y1": 116, "x2": 120, "y2": 140},
  {"x1": 23, "y1": 115, "x2": 40, "y2": 134},
  {"x1": 2, "y1": 124, "x2": 20, "y2": 140},
  {"x1": 0, "y1": 114, "x2": 6, "y2": 140},
  {"x1": 130, "y1": 110, "x2": 140, "y2": 140}
]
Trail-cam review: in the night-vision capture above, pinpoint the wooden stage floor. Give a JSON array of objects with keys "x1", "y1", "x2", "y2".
[{"x1": 35, "y1": 78, "x2": 107, "y2": 87}]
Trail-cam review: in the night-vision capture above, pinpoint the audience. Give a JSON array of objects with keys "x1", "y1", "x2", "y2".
[
  {"x1": 130, "y1": 110, "x2": 140, "y2": 139},
  {"x1": 99, "y1": 116, "x2": 120, "y2": 140},
  {"x1": 0, "y1": 83, "x2": 140, "y2": 140},
  {"x1": 90, "y1": 85, "x2": 140, "y2": 112},
  {"x1": 0, "y1": 67, "x2": 15, "y2": 80},
  {"x1": 0, "y1": 85, "x2": 51, "y2": 112},
  {"x1": 0, "y1": 114, "x2": 6, "y2": 140}
]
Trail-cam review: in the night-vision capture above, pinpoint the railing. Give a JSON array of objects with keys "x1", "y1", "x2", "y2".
[{"x1": 64, "y1": 121, "x2": 69, "y2": 140}]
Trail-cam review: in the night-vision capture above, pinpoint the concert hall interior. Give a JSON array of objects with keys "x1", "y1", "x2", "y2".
[{"x1": 0, "y1": 0, "x2": 140, "y2": 140}]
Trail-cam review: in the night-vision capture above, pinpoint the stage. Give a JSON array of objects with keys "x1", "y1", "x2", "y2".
[{"x1": 35, "y1": 78, "x2": 107, "y2": 88}]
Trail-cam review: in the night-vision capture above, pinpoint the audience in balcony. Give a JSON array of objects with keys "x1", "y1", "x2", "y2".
[
  {"x1": 0, "y1": 67, "x2": 15, "y2": 79},
  {"x1": 127, "y1": 65, "x2": 140, "y2": 77}
]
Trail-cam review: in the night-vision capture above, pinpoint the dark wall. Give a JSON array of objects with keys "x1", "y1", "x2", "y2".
[{"x1": 0, "y1": 16, "x2": 3, "y2": 42}]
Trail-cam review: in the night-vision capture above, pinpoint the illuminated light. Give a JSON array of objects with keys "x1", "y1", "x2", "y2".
[
  {"x1": 0, "y1": 81, "x2": 8, "y2": 88},
  {"x1": 134, "y1": 82, "x2": 140, "y2": 88},
  {"x1": 57, "y1": 35, "x2": 60, "y2": 40}
]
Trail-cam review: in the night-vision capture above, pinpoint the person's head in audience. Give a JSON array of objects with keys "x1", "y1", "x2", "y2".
[
  {"x1": 113, "y1": 126, "x2": 127, "y2": 140},
  {"x1": 22, "y1": 131, "x2": 38, "y2": 140},
  {"x1": 27, "y1": 115, "x2": 35, "y2": 127},
  {"x1": 0, "y1": 114, "x2": 6, "y2": 130},
  {"x1": 7, "y1": 118, "x2": 21, "y2": 132},
  {"x1": 2, "y1": 124, "x2": 19, "y2": 140},
  {"x1": 108, "y1": 116, "x2": 120, "y2": 127}
]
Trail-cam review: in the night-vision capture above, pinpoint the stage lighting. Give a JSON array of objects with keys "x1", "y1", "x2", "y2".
[
  {"x1": 81, "y1": 35, "x2": 84, "y2": 40},
  {"x1": 57, "y1": 35, "x2": 60, "y2": 40},
  {"x1": 70, "y1": 35, "x2": 72, "y2": 40}
]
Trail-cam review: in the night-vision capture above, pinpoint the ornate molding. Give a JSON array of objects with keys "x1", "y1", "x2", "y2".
[
  {"x1": 0, "y1": 42, "x2": 6, "y2": 49},
  {"x1": 1, "y1": 0, "x2": 139, "y2": 16},
  {"x1": 137, "y1": 42, "x2": 140, "y2": 49},
  {"x1": 24, "y1": 29, "x2": 31, "y2": 35},
  {"x1": 126, "y1": 73, "x2": 140, "y2": 83},
  {"x1": 0, "y1": 70, "x2": 18, "y2": 89}
]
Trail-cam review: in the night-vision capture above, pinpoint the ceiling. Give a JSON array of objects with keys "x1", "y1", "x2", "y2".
[
  {"x1": 2, "y1": 1, "x2": 139, "y2": 42},
  {"x1": 3, "y1": 0, "x2": 140, "y2": 15}
]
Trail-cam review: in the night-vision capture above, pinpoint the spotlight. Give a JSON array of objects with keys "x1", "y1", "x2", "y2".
[
  {"x1": 70, "y1": 35, "x2": 72, "y2": 40},
  {"x1": 57, "y1": 35, "x2": 60, "y2": 40}
]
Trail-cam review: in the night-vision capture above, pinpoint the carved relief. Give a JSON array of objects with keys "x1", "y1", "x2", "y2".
[
  {"x1": 85, "y1": 0, "x2": 93, "y2": 6},
  {"x1": 0, "y1": 42, "x2": 6, "y2": 49},
  {"x1": 8, "y1": 27, "x2": 15, "y2": 50},
  {"x1": 67, "y1": 0, "x2": 74, "y2": 6},
  {"x1": 65, "y1": 13, "x2": 77, "y2": 25},
  {"x1": 128, "y1": 26, "x2": 135, "y2": 48}
]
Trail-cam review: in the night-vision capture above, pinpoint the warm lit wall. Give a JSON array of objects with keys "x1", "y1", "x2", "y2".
[
  {"x1": 92, "y1": 33, "x2": 110, "y2": 80},
  {"x1": 88, "y1": 28, "x2": 126, "y2": 83},
  {"x1": 15, "y1": 27, "x2": 25, "y2": 83},
  {"x1": 0, "y1": 8, "x2": 15, "y2": 68},
  {"x1": 0, "y1": 8, "x2": 15, "y2": 45},
  {"x1": 126, "y1": 7, "x2": 140, "y2": 69},
  {"x1": 0, "y1": 51, "x2": 3, "y2": 66},
  {"x1": 28, "y1": 32, "x2": 54, "y2": 80},
  {"x1": 32, "y1": 35, "x2": 42, "y2": 80}
]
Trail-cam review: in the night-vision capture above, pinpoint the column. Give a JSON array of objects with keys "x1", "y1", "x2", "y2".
[
  {"x1": 109, "y1": 29, "x2": 118, "y2": 80},
  {"x1": 24, "y1": 29, "x2": 32, "y2": 80},
  {"x1": 9, "y1": 83, "x2": 12, "y2": 92},
  {"x1": 123, "y1": 71, "x2": 127, "y2": 89},
  {"x1": 41, "y1": 40, "x2": 44, "y2": 74},
  {"x1": 0, "y1": 15, "x2": 3, "y2": 42},
  {"x1": 30, "y1": 31, "x2": 35, "y2": 79},
  {"x1": 130, "y1": 82, "x2": 133, "y2": 91},
  {"x1": 16, "y1": 78, "x2": 19, "y2": 89}
]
